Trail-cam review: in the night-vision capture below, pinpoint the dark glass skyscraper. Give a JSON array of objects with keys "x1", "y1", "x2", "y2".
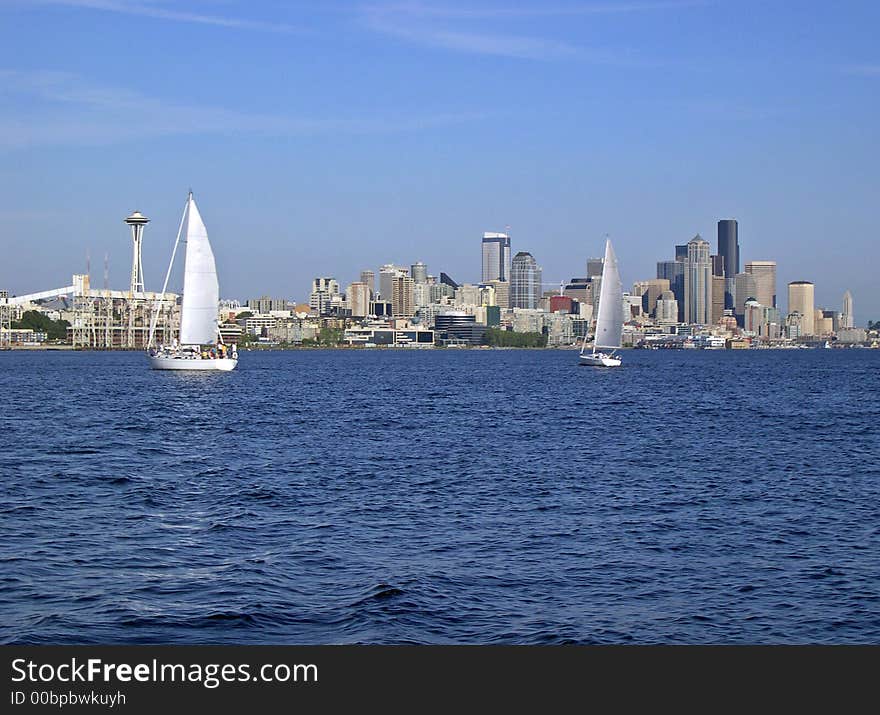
[{"x1": 717, "y1": 219, "x2": 739, "y2": 309}]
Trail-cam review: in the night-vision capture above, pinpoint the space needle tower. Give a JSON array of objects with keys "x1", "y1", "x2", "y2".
[{"x1": 124, "y1": 210, "x2": 149, "y2": 295}]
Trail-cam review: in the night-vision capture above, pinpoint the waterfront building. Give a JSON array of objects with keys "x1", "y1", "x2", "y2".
[
  {"x1": 510, "y1": 252, "x2": 543, "y2": 309},
  {"x1": 684, "y1": 235, "x2": 712, "y2": 325},
  {"x1": 655, "y1": 290, "x2": 678, "y2": 324},
  {"x1": 346, "y1": 282, "x2": 371, "y2": 317},
  {"x1": 391, "y1": 274, "x2": 415, "y2": 317},
  {"x1": 788, "y1": 281, "x2": 815, "y2": 335},
  {"x1": 717, "y1": 219, "x2": 739, "y2": 309},
  {"x1": 481, "y1": 232, "x2": 511, "y2": 283},
  {"x1": 435, "y1": 311, "x2": 486, "y2": 345},
  {"x1": 745, "y1": 261, "x2": 777, "y2": 308},
  {"x1": 411, "y1": 262, "x2": 428, "y2": 284},
  {"x1": 841, "y1": 290, "x2": 854, "y2": 329}
]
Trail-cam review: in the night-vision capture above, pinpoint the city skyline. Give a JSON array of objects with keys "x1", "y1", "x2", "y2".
[{"x1": 0, "y1": 1, "x2": 877, "y2": 320}]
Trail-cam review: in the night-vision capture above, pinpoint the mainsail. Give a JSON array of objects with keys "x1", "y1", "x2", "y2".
[
  {"x1": 593, "y1": 239, "x2": 623, "y2": 350},
  {"x1": 178, "y1": 195, "x2": 219, "y2": 345}
]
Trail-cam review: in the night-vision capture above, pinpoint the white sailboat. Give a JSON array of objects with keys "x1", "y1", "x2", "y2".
[
  {"x1": 580, "y1": 238, "x2": 623, "y2": 368},
  {"x1": 147, "y1": 192, "x2": 237, "y2": 371}
]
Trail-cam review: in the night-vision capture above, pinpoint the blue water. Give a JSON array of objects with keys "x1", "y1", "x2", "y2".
[{"x1": 1, "y1": 349, "x2": 879, "y2": 644}]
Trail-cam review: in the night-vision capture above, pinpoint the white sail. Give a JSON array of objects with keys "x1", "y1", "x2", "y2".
[
  {"x1": 178, "y1": 195, "x2": 219, "y2": 346},
  {"x1": 593, "y1": 239, "x2": 623, "y2": 350}
]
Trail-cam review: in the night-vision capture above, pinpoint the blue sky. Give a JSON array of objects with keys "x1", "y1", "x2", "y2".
[{"x1": 0, "y1": 0, "x2": 877, "y2": 320}]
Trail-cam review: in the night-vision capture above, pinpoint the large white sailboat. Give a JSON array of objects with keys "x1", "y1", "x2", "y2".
[
  {"x1": 580, "y1": 238, "x2": 623, "y2": 368},
  {"x1": 147, "y1": 192, "x2": 237, "y2": 371}
]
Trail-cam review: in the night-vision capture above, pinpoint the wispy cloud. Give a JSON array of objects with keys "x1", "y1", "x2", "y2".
[
  {"x1": 27, "y1": 0, "x2": 304, "y2": 33},
  {"x1": 0, "y1": 69, "x2": 485, "y2": 150},
  {"x1": 359, "y1": 1, "x2": 700, "y2": 62},
  {"x1": 362, "y1": 1, "x2": 709, "y2": 20},
  {"x1": 842, "y1": 64, "x2": 880, "y2": 76}
]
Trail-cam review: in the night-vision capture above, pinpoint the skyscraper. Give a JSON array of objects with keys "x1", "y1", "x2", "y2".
[
  {"x1": 586, "y1": 257, "x2": 604, "y2": 279},
  {"x1": 684, "y1": 235, "x2": 712, "y2": 324},
  {"x1": 379, "y1": 264, "x2": 408, "y2": 301},
  {"x1": 734, "y1": 272, "x2": 758, "y2": 325},
  {"x1": 788, "y1": 281, "x2": 815, "y2": 335},
  {"x1": 745, "y1": 261, "x2": 777, "y2": 308},
  {"x1": 841, "y1": 290, "x2": 854, "y2": 329},
  {"x1": 717, "y1": 219, "x2": 739, "y2": 310},
  {"x1": 711, "y1": 275, "x2": 726, "y2": 324},
  {"x1": 657, "y1": 259, "x2": 685, "y2": 322},
  {"x1": 360, "y1": 270, "x2": 375, "y2": 296},
  {"x1": 346, "y1": 282, "x2": 371, "y2": 317},
  {"x1": 510, "y1": 252, "x2": 542, "y2": 309},
  {"x1": 482, "y1": 232, "x2": 511, "y2": 283},
  {"x1": 391, "y1": 274, "x2": 415, "y2": 317},
  {"x1": 411, "y1": 262, "x2": 428, "y2": 284}
]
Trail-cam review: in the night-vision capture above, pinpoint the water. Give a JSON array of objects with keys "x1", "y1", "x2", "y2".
[{"x1": 1, "y1": 348, "x2": 879, "y2": 644}]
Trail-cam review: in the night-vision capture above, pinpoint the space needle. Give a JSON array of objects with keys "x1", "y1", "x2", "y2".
[{"x1": 124, "y1": 210, "x2": 149, "y2": 295}]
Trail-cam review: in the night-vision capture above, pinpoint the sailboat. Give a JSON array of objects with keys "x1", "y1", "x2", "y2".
[
  {"x1": 580, "y1": 238, "x2": 623, "y2": 368},
  {"x1": 146, "y1": 192, "x2": 238, "y2": 371}
]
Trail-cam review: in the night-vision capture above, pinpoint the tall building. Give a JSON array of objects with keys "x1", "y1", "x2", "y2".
[
  {"x1": 481, "y1": 232, "x2": 511, "y2": 283},
  {"x1": 391, "y1": 274, "x2": 415, "y2": 317},
  {"x1": 586, "y1": 257, "x2": 604, "y2": 279},
  {"x1": 510, "y1": 252, "x2": 542, "y2": 309},
  {"x1": 632, "y1": 279, "x2": 670, "y2": 317},
  {"x1": 310, "y1": 277, "x2": 340, "y2": 315},
  {"x1": 745, "y1": 261, "x2": 777, "y2": 308},
  {"x1": 710, "y1": 275, "x2": 725, "y2": 324},
  {"x1": 717, "y1": 219, "x2": 739, "y2": 309},
  {"x1": 788, "y1": 281, "x2": 815, "y2": 336},
  {"x1": 655, "y1": 290, "x2": 678, "y2": 324},
  {"x1": 346, "y1": 282, "x2": 371, "y2": 317},
  {"x1": 710, "y1": 254, "x2": 725, "y2": 278},
  {"x1": 684, "y1": 235, "x2": 712, "y2": 325},
  {"x1": 411, "y1": 262, "x2": 428, "y2": 284},
  {"x1": 734, "y1": 272, "x2": 758, "y2": 324},
  {"x1": 360, "y1": 270, "x2": 375, "y2": 296},
  {"x1": 841, "y1": 290, "x2": 854, "y2": 329},
  {"x1": 657, "y1": 260, "x2": 685, "y2": 322},
  {"x1": 379, "y1": 264, "x2": 408, "y2": 301},
  {"x1": 486, "y1": 280, "x2": 510, "y2": 309}
]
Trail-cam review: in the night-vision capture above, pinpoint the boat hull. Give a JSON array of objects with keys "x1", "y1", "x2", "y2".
[
  {"x1": 579, "y1": 353, "x2": 622, "y2": 368},
  {"x1": 149, "y1": 356, "x2": 237, "y2": 371}
]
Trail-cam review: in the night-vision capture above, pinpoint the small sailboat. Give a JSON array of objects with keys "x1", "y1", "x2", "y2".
[
  {"x1": 147, "y1": 192, "x2": 237, "y2": 371},
  {"x1": 580, "y1": 238, "x2": 623, "y2": 368}
]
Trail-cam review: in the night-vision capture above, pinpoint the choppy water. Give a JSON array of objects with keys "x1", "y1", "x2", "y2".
[{"x1": 1, "y1": 348, "x2": 879, "y2": 644}]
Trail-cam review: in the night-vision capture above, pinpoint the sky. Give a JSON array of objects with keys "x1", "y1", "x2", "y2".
[{"x1": 0, "y1": 0, "x2": 877, "y2": 321}]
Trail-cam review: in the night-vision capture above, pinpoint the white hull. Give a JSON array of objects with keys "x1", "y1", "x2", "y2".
[
  {"x1": 149, "y1": 355, "x2": 237, "y2": 371},
  {"x1": 580, "y1": 352, "x2": 622, "y2": 368}
]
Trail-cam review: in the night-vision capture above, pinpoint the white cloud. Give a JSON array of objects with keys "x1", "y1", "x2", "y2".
[
  {"x1": 0, "y1": 69, "x2": 485, "y2": 150},
  {"x1": 25, "y1": 0, "x2": 304, "y2": 33}
]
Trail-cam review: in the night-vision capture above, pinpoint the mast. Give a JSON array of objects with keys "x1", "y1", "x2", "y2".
[{"x1": 147, "y1": 195, "x2": 189, "y2": 348}]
